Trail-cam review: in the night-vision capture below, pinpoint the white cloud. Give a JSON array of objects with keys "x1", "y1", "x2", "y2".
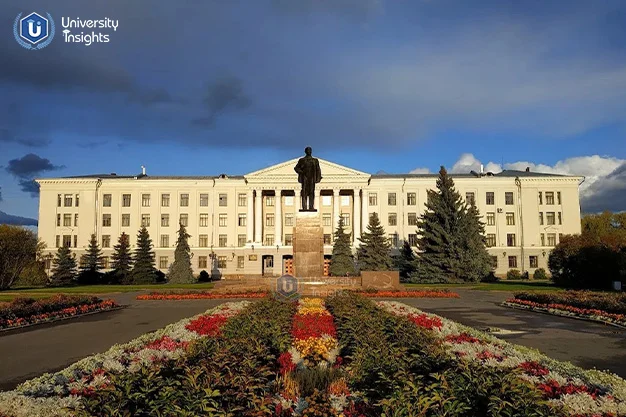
[{"x1": 409, "y1": 167, "x2": 430, "y2": 174}]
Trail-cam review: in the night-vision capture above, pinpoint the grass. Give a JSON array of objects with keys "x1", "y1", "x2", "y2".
[{"x1": 404, "y1": 280, "x2": 563, "y2": 292}]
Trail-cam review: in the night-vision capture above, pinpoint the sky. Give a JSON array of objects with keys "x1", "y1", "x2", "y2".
[{"x1": 1, "y1": 0, "x2": 625, "y2": 219}]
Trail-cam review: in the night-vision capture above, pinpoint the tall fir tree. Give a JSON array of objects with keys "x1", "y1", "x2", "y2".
[
  {"x1": 357, "y1": 212, "x2": 393, "y2": 271},
  {"x1": 50, "y1": 246, "x2": 77, "y2": 287},
  {"x1": 131, "y1": 227, "x2": 157, "y2": 284},
  {"x1": 78, "y1": 234, "x2": 103, "y2": 285},
  {"x1": 458, "y1": 203, "x2": 492, "y2": 282},
  {"x1": 330, "y1": 217, "x2": 356, "y2": 276},
  {"x1": 168, "y1": 223, "x2": 195, "y2": 283},
  {"x1": 111, "y1": 232, "x2": 132, "y2": 284},
  {"x1": 395, "y1": 240, "x2": 417, "y2": 281}
]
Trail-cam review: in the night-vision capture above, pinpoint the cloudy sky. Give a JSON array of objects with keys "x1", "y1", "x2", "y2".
[{"x1": 1, "y1": 0, "x2": 625, "y2": 218}]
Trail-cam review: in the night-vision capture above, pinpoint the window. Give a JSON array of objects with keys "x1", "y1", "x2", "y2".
[
  {"x1": 219, "y1": 194, "x2": 227, "y2": 206},
  {"x1": 141, "y1": 214, "x2": 150, "y2": 227},
  {"x1": 73, "y1": 235, "x2": 77, "y2": 248},
  {"x1": 57, "y1": 194, "x2": 62, "y2": 207},
  {"x1": 75, "y1": 194, "x2": 79, "y2": 207},
  {"x1": 161, "y1": 194, "x2": 170, "y2": 207},
  {"x1": 408, "y1": 234, "x2": 417, "y2": 246},
  {"x1": 180, "y1": 214, "x2": 188, "y2": 227},
  {"x1": 265, "y1": 234, "x2": 274, "y2": 246},
  {"x1": 407, "y1": 213, "x2": 417, "y2": 226},
  {"x1": 559, "y1": 233, "x2": 563, "y2": 242},
  {"x1": 122, "y1": 194, "x2": 131, "y2": 207},
  {"x1": 63, "y1": 214, "x2": 72, "y2": 227},
  {"x1": 506, "y1": 212, "x2": 515, "y2": 225},
  {"x1": 545, "y1": 191, "x2": 554, "y2": 205},
  {"x1": 284, "y1": 214, "x2": 293, "y2": 226},
  {"x1": 529, "y1": 256, "x2": 538, "y2": 268},
  {"x1": 101, "y1": 256, "x2": 110, "y2": 269},
  {"x1": 238, "y1": 213, "x2": 247, "y2": 227},
  {"x1": 341, "y1": 196, "x2": 350, "y2": 206},
  {"x1": 198, "y1": 256, "x2": 208, "y2": 269},
  {"x1": 219, "y1": 213, "x2": 227, "y2": 227},
  {"x1": 486, "y1": 212, "x2": 495, "y2": 226},
  {"x1": 407, "y1": 192, "x2": 416, "y2": 206},
  {"x1": 122, "y1": 214, "x2": 130, "y2": 227},
  {"x1": 369, "y1": 193, "x2": 378, "y2": 206},
  {"x1": 64, "y1": 194, "x2": 73, "y2": 207},
  {"x1": 388, "y1": 193, "x2": 396, "y2": 206},
  {"x1": 237, "y1": 256, "x2": 245, "y2": 269},
  {"x1": 540, "y1": 233, "x2": 545, "y2": 246},
  {"x1": 490, "y1": 256, "x2": 498, "y2": 269},
  {"x1": 102, "y1": 214, "x2": 111, "y2": 227},
  {"x1": 322, "y1": 214, "x2": 331, "y2": 226},
  {"x1": 539, "y1": 212, "x2": 544, "y2": 225},
  {"x1": 322, "y1": 195, "x2": 332, "y2": 206},
  {"x1": 558, "y1": 212, "x2": 562, "y2": 225},
  {"x1": 265, "y1": 257, "x2": 274, "y2": 268},
  {"x1": 217, "y1": 256, "x2": 227, "y2": 268},
  {"x1": 508, "y1": 256, "x2": 518, "y2": 268},
  {"x1": 285, "y1": 196, "x2": 294, "y2": 206},
  {"x1": 546, "y1": 212, "x2": 555, "y2": 225},
  {"x1": 266, "y1": 196, "x2": 275, "y2": 206},
  {"x1": 505, "y1": 192, "x2": 514, "y2": 205},
  {"x1": 486, "y1": 234, "x2": 496, "y2": 247},
  {"x1": 340, "y1": 213, "x2": 350, "y2": 226},
  {"x1": 160, "y1": 234, "x2": 169, "y2": 247},
  {"x1": 159, "y1": 256, "x2": 168, "y2": 269},
  {"x1": 466, "y1": 192, "x2": 475, "y2": 206},
  {"x1": 388, "y1": 213, "x2": 397, "y2": 226},
  {"x1": 266, "y1": 213, "x2": 275, "y2": 227},
  {"x1": 389, "y1": 233, "x2": 399, "y2": 247},
  {"x1": 538, "y1": 192, "x2": 543, "y2": 205},
  {"x1": 103, "y1": 194, "x2": 112, "y2": 207},
  {"x1": 102, "y1": 235, "x2": 111, "y2": 248},
  {"x1": 324, "y1": 234, "x2": 332, "y2": 245},
  {"x1": 199, "y1": 234, "x2": 209, "y2": 247},
  {"x1": 284, "y1": 234, "x2": 293, "y2": 246},
  {"x1": 63, "y1": 235, "x2": 72, "y2": 247},
  {"x1": 219, "y1": 234, "x2": 227, "y2": 247},
  {"x1": 238, "y1": 193, "x2": 247, "y2": 207},
  {"x1": 238, "y1": 234, "x2": 246, "y2": 247},
  {"x1": 557, "y1": 191, "x2": 561, "y2": 205},
  {"x1": 180, "y1": 193, "x2": 189, "y2": 207},
  {"x1": 74, "y1": 214, "x2": 79, "y2": 227},
  {"x1": 486, "y1": 192, "x2": 495, "y2": 205},
  {"x1": 547, "y1": 233, "x2": 557, "y2": 246},
  {"x1": 56, "y1": 235, "x2": 60, "y2": 248},
  {"x1": 200, "y1": 193, "x2": 209, "y2": 207},
  {"x1": 160, "y1": 214, "x2": 169, "y2": 227},
  {"x1": 507, "y1": 233, "x2": 516, "y2": 247},
  {"x1": 200, "y1": 213, "x2": 209, "y2": 227},
  {"x1": 56, "y1": 214, "x2": 61, "y2": 227},
  {"x1": 142, "y1": 194, "x2": 151, "y2": 207}
]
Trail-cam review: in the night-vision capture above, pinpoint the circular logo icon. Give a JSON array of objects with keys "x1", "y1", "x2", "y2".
[
  {"x1": 276, "y1": 274, "x2": 300, "y2": 301},
  {"x1": 14, "y1": 12, "x2": 55, "y2": 50}
]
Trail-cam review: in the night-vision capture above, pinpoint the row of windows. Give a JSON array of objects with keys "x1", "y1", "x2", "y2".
[
  {"x1": 56, "y1": 213, "x2": 79, "y2": 227},
  {"x1": 501, "y1": 255, "x2": 541, "y2": 269},
  {"x1": 539, "y1": 212, "x2": 562, "y2": 225},
  {"x1": 158, "y1": 255, "x2": 243, "y2": 270},
  {"x1": 538, "y1": 191, "x2": 562, "y2": 205},
  {"x1": 367, "y1": 191, "x2": 517, "y2": 206},
  {"x1": 103, "y1": 193, "x2": 236, "y2": 208},
  {"x1": 57, "y1": 194, "x2": 79, "y2": 207}
]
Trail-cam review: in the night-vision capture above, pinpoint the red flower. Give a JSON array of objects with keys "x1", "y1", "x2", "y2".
[
  {"x1": 445, "y1": 333, "x2": 482, "y2": 344},
  {"x1": 519, "y1": 361, "x2": 549, "y2": 377},
  {"x1": 291, "y1": 313, "x2": 336, "y2": 340},
  {"x1": 278, "y1": 352, "x2": 296, "y2": 375},
  {"x1": 407, "y1": 313, "x2": 443, "y2": 330},
  {"x1": 185, "y1": 314, "x2": 229, "y2": 336}
]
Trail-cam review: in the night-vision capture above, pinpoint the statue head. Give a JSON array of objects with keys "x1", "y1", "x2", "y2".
[{"x1": 304, "y1": 146, "x2": 312, "y2": 156}]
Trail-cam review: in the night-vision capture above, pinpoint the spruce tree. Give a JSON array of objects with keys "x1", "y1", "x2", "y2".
[
  {"x1": 458, "y1": 204, "x2": 492, "y2": 282},
  {"x1": 78, "y1": 234, "x2": 103, "y2": 285},
  {"x1": 111, "y1": 232, "x2": 132, "y2": 284},
  {"x1": 357, "y1": 212, "x2": 393, "y2": 271},
  {"x1": 330, "y1": 217, "x2": 356, "y2": 276},
  {"x1": 49, "y1": 246, "x2": 77, "y2": 287},
  {"x1": 168, "y1": 223, "x2": 195, "y2": 283},
  {"x1": 130, "y1": 227, "x2": 157, "y2": 284},
  {"x1": 396, "y1": 240, "x2": 417, "y2": 281}
]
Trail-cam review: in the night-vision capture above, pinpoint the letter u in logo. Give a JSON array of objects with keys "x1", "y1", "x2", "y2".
[{"x1": 27, "y1": 19, "x2": 41, "y2": 37}]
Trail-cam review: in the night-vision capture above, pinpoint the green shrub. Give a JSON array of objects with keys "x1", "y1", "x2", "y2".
[
  {"x1": 513, "y1": 291, "x2": 626, "y2": 315},
  {"x1": 197, "y1": 270, "x2": 210, "y2": 282},
  {"x1": 481, "y1": 271, "x2": 499, "y2": 283},
  {"x1": 507, "y1": 269, "x2": 521, "y2": 280},
  {"x1": 533, "y1": 268, "x2": 548, "y2": 280},
  {"x1": 520, "y1": 271, "x2": 530, "y2": 280},
  {"x1": 14, "y1": 261, "x2": 49, "y2": 287}
]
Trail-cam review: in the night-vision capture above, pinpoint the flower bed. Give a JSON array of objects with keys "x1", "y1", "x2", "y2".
[
  {"x1": 136, "y1": 290, "x2": 268, "y2": 300},
  {"x1": 357, "y1": 289, "x2": 460, "y2": 298},
  {"x1": 0, "y1": 295, "x2": 119, "y2": 331}
]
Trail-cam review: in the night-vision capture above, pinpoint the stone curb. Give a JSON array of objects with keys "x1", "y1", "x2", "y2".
[{"x1": 500, "y1": 302, "x2": 626, "y2": 330}]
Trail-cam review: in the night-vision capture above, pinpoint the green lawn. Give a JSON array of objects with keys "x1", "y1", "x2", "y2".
[{"x1": 404, "y1": 280, "x2": 562, "y2": 292}]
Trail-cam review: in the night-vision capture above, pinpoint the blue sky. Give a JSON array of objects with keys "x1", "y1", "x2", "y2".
[{"x1": 1, "y1": 0, "x2": 625, "y2": 218}]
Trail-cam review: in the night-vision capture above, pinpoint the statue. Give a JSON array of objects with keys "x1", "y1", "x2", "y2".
[{"x1": 294, "y1": 146, "x2": 322, "y2": 211}]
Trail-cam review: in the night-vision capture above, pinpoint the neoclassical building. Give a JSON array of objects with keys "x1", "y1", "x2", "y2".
[{"x1": 36, "y1": 158, "x2": 583, "y2": 277}]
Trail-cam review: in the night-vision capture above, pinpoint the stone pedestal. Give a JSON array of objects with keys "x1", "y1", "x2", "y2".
[{"x1": 293, "y1": 211, "x2": 324, "y2": 278}]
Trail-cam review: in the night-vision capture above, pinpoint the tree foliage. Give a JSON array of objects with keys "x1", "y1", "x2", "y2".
[
  {"x1": 168, "y1": 223, "x2": 195, "y2": 283},
  {"x1": 111, "y1": 232, "x2": 132, "y2": 284},
  {"x1": 130, "y1": 227, "x2": 157, "y2": 284},
  {"x1": 395, "y1": 241, "x2": 417, "y2": 282},
  {"x1": 330, "y1": 217, "x2": 356, "y2": 276},
  {"x1": 78, "y1": 234, "x2": 104, "y2": 285},
  {"x1": 0, "y1": 225, "x2": 41, "y2": 289},
  {"x1": 50, "y1": 246, "x2": 77, "y2": 287},
  {"x1": 357, "y1": 212, "x2": 393, "y2": 271}
]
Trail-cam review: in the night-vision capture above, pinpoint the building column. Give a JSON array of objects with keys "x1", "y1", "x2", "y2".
[
  {"x1": 246, "y1": 190, "x2": 254, "y2": 243},
  {"x1": 254, "y1": 190, "x2": 262, "y2": 244},
  {"x1": 314, "y1": 188, "x2": 321, "y2": 211},
  {"x1": 333, "y1": 189, "x2": 340, "y2": 236},
  {"x1": 275, "y1": 190, "x2": 282, "y2": 246},
  {"x1": 353, "y1": 189, "x2": 361, "y2": 246},
  {"x1": 361, "y1": 190, "x2": 369, "y2": 238}
]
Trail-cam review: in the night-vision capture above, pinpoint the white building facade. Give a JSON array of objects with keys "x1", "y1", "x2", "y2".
[{"x1": 36, "y1": 158, "x2": 583, "y2": 277}]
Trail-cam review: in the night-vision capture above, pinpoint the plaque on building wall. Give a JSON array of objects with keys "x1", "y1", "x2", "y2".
[{"x1": 248, "y1": 254, "x2": 258, "y2": 261}]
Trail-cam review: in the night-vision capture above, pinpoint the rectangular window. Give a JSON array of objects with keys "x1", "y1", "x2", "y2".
[
  {"x1": 218, "y1": 234, "x2": 227, "y2": 247},
  {"x1": 238, "y1": 234, "x2": 246, "y2": 247},
  {"x1": 266, "y1": 196, "x2": 275, "y2": 206},
  {"x1": 160, "y1": 214, "x2": 169, "y2": 227},
  {"x1": 340, "y1": 213, "x2": 350, "y2": 227},
  {"x1": 538, "y1": 192, "x2": 543, "y2": 205},
  {"x1": 341, "y1": 195, "x2": 350, "y2": 206},
  {"x1": 159, "y1": 256, "x2": 168, "y2": 269},
  {"x1": 407, "y1": 213, "x2": 417, "y2": 226},
  {"x1": 505, "y1": 192, "x2": 514, "y2": 205},
  {"x1": 284, "y1": 234, "x2": 293, "y2": 246},
  {"x1": 219, "y1": 193, "x2": 227, "y2": 206},
  {"x1": 369, "y1": 192, "x2": 378, "y2": 206},
  {"x1": 407, "y1": 192, "x2": 416, "y2": 206},
  {"x1": 540, "y1": 233, "x2": 545, "y2": 246},
  {"x1": 56, "y1": 214, "x2": 61, "y2": 227},
  {"x1": 284, "y1": 214, "x2": 293, "y2": 226},
  {"x1": 508, "y1": 256, "x2": 518, "y2": 268},
  {"x1": 539, "y1": 212, "x2": 544, "y2": 225},
  {"x1": 529, "y1": 256, "x2": 538, "y2": 268},
  {"x1": 557, "y1": 191, "x2": 561, "y2": 205},
  {"x1": 265, "y1": 234, "x2": 274, "y2": 246},
  {"x1": 180, "y1": 214, "x2": 188, "y2": 227},
  {"x1": 322, "y1": 214, "x2": 331, "y2": 227},
  {"x1": 389, "y1": 233, "x2": 399, "y2": 247},
  {"x1": 265, "y1": 257, "x2": 274, "y2": 268},
  {"x1": 198, "y1": 256, "x2": 208, "y2": 269},
  {"x1": 56, "y1": 235, "x2": 60, "y2": 248},
  {"x1": 486, "y1": 234, "x2": 496, "y2": 247},
  {"x1": 388, "y1": 193, "x2": 396, "y2": 206},
  {"x1": 466, "y1": 192, "x2": 475, "y2": 206},
  {"x1": 103, "y1": 194, "x2": 112, "y2": 207},
  {"x1": 322, "y1": 195, "x2": 332, "y2": 206},
  {"x1": 57, "y1": 194, "x2": 62, "y2": 207},
  {"x1": 180, "y1": 193, "x2": 189, "y2": 207},
  {"x1": 74, "y1": 214, "x2": 79, "y2": 227},
  {"x1": 75, "y1": 194, "x2": 79, "y2": 207},
  {"x1": 63, "y1": 214, "x2": 72, "y2": 227},
  {"x1": 490, "y1": 256, "x2": 498, "y2": 269},
  {"x1": 64, "y1": 194, "x2": 73, "y2": 207},
  {"x1": 142, "y1": 194, "x2": 150, "y2": 207},
  {"x1": 219, "y1": 213, "x2": 227, "y2": 227},
  {"x1": 199, "y1": 213, "x2": 209, "y2": 227},
  {"x1": 238, "y1": 213, "x2": 247, "y2": 227},
  {"x1": 102, "y1": 235, "x2": 111, "y2": 248},
  {"x1": 486, "y1": 192, "x2": 495, "y2": 205},
  {"x1": 546, "y1": 212, "x2": 555, "y2": 225},
  {"x1": 161, "y1": 193, "x2": 170, "y2": 207},
  {"x1": 120, "y1": 214, "x2": 129, "y2": 227},
  {"x1": 199, "y1": 234, "x2": 209, "y2": 247},
  {"x1": 101, "y1": 256, "x2": 110, "y2": 269},
  {"x1": 506, "y1": 212, "x2": 515, "y2": 225},
  {"x1": 545, "y1": 191, "x2": 554, "y2": 205},
  {"x1": 266, "y1": 213, "x2": 275, "y2": 227},
  {"x1": 122, "y1": 194, "x2": 131, "y2": 207},
  {"x1": 486, "y1": 212, "x2": 495, "y2": 226},
  {"x1": 200, "y1": 193, "x2": 209, "y2": 207},
  {"x1": 237, "y1": 256, "x2": 245, "y2": 269},
  {"x1": 324, "y1": 234, "x2": 332, "y2": 245},
  {"x1": 160, "y1": 234, "x2": 169, "y2": 248},
  {"x1": 285, "y1": 196, "x2": 294, "y2": 206},
  {"x1": 74, "y1": 235, "x2": 78, "y2": 248},
  {"x1": 218, "y1": 256, "x2": 227, "y2": 269},
  {"x1": 141, "y1": 214, "x2": 150, "y2": 227},
  {"x1": 557, "y1": 212, "x2": 562, "y2": 225},
  {"x1": 388, "y1": 213, "x2": 397, "y2": 226},
  {"x1": 547, "y1": 233, "x2": 557, "y2": 246},
  {"x1": 238, "y1": 193, "x2": 247, "y2": 207},
  {"x1": 507, "y1": 233, "x2": 516, "y2": 247},
  {"x1": 408, "y1": 234, "x2": 418, "y2": 246},
  {"x1": 63, "y1": 235, "x2": 72, "y2": 248},
  {"x1": 102, "y1": 214, "x2": 111, "y2": 227}
]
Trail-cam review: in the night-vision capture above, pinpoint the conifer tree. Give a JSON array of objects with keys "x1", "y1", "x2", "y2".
[
  {"x1": 49, "y1": 246, "x2": 77, "y2": 287},
  {"x1": 168, "y1": 223, "x2": 195, "y2": 283},
  {"x1": 458, "y1": 203, "x2": 493, "y2": 282},
  {"x1": 111, "y1": 232, "x2": 132, "y2": 283},
  {"x1": 130, "y1": 227, "x2": 157, "y2": 284},
  {"x1": 330, "y1": 217, "x2": 356, "y2": 276},
  {"x1": 78, "y1": 234, "x2": 103, "y2": 285},
  {"x1": 396, "y1": 240, "x2": 417, "y2": 281},
  {"x1": 357, "y1": 212, "x2": 393, "y2": 271}
]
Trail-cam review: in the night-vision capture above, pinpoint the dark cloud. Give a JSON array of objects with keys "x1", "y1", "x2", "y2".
[
  {"x1": 76, "y1": 140, "x2": 109, "y2": 149},
  {"x1": 0, "y1": 185, "x2": 3, "y2": 202},
  {"x1": 0, "y1": 129, "x2": 51, "y2": 147},
  {"x1": 5, "y1": 153, "x2": 64, "y2": 196},
  {"x1": 581, "y1": 162, "x2": 626, "y2": 213},
  {"x1": 192, "y1": 76, "x2": 252, "y2": 127}
]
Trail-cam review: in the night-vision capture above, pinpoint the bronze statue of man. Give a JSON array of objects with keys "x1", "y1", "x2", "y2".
[{"x1": 294, "y1": 146, "x2": 322, "y2": 211}]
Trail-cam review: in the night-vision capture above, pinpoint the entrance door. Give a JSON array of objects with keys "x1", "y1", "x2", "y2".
[
  {"x1": 283, "y1": 256, "x2": 293, "y2": 275},
  {"x1": 323, "y1": 256, "x2": 331, "y2": 277},
  {"x1": 262, "y1": 255, "x2": 274, "y2": 277}
]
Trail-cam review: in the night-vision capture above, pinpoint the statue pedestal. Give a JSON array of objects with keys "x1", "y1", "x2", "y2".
[{"x1": 293, "y1": 211, "x2": 324, "y2": 278}]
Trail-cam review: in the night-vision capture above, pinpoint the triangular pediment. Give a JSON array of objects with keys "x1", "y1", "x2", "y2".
[{"x1": 245, "y1": 158, "x2": 370, "y2": 181}]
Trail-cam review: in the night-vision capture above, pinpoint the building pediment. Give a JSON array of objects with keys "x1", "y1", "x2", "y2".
[{"x1": 245, "y1": 158, "x2": 370, "y2": 184}]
